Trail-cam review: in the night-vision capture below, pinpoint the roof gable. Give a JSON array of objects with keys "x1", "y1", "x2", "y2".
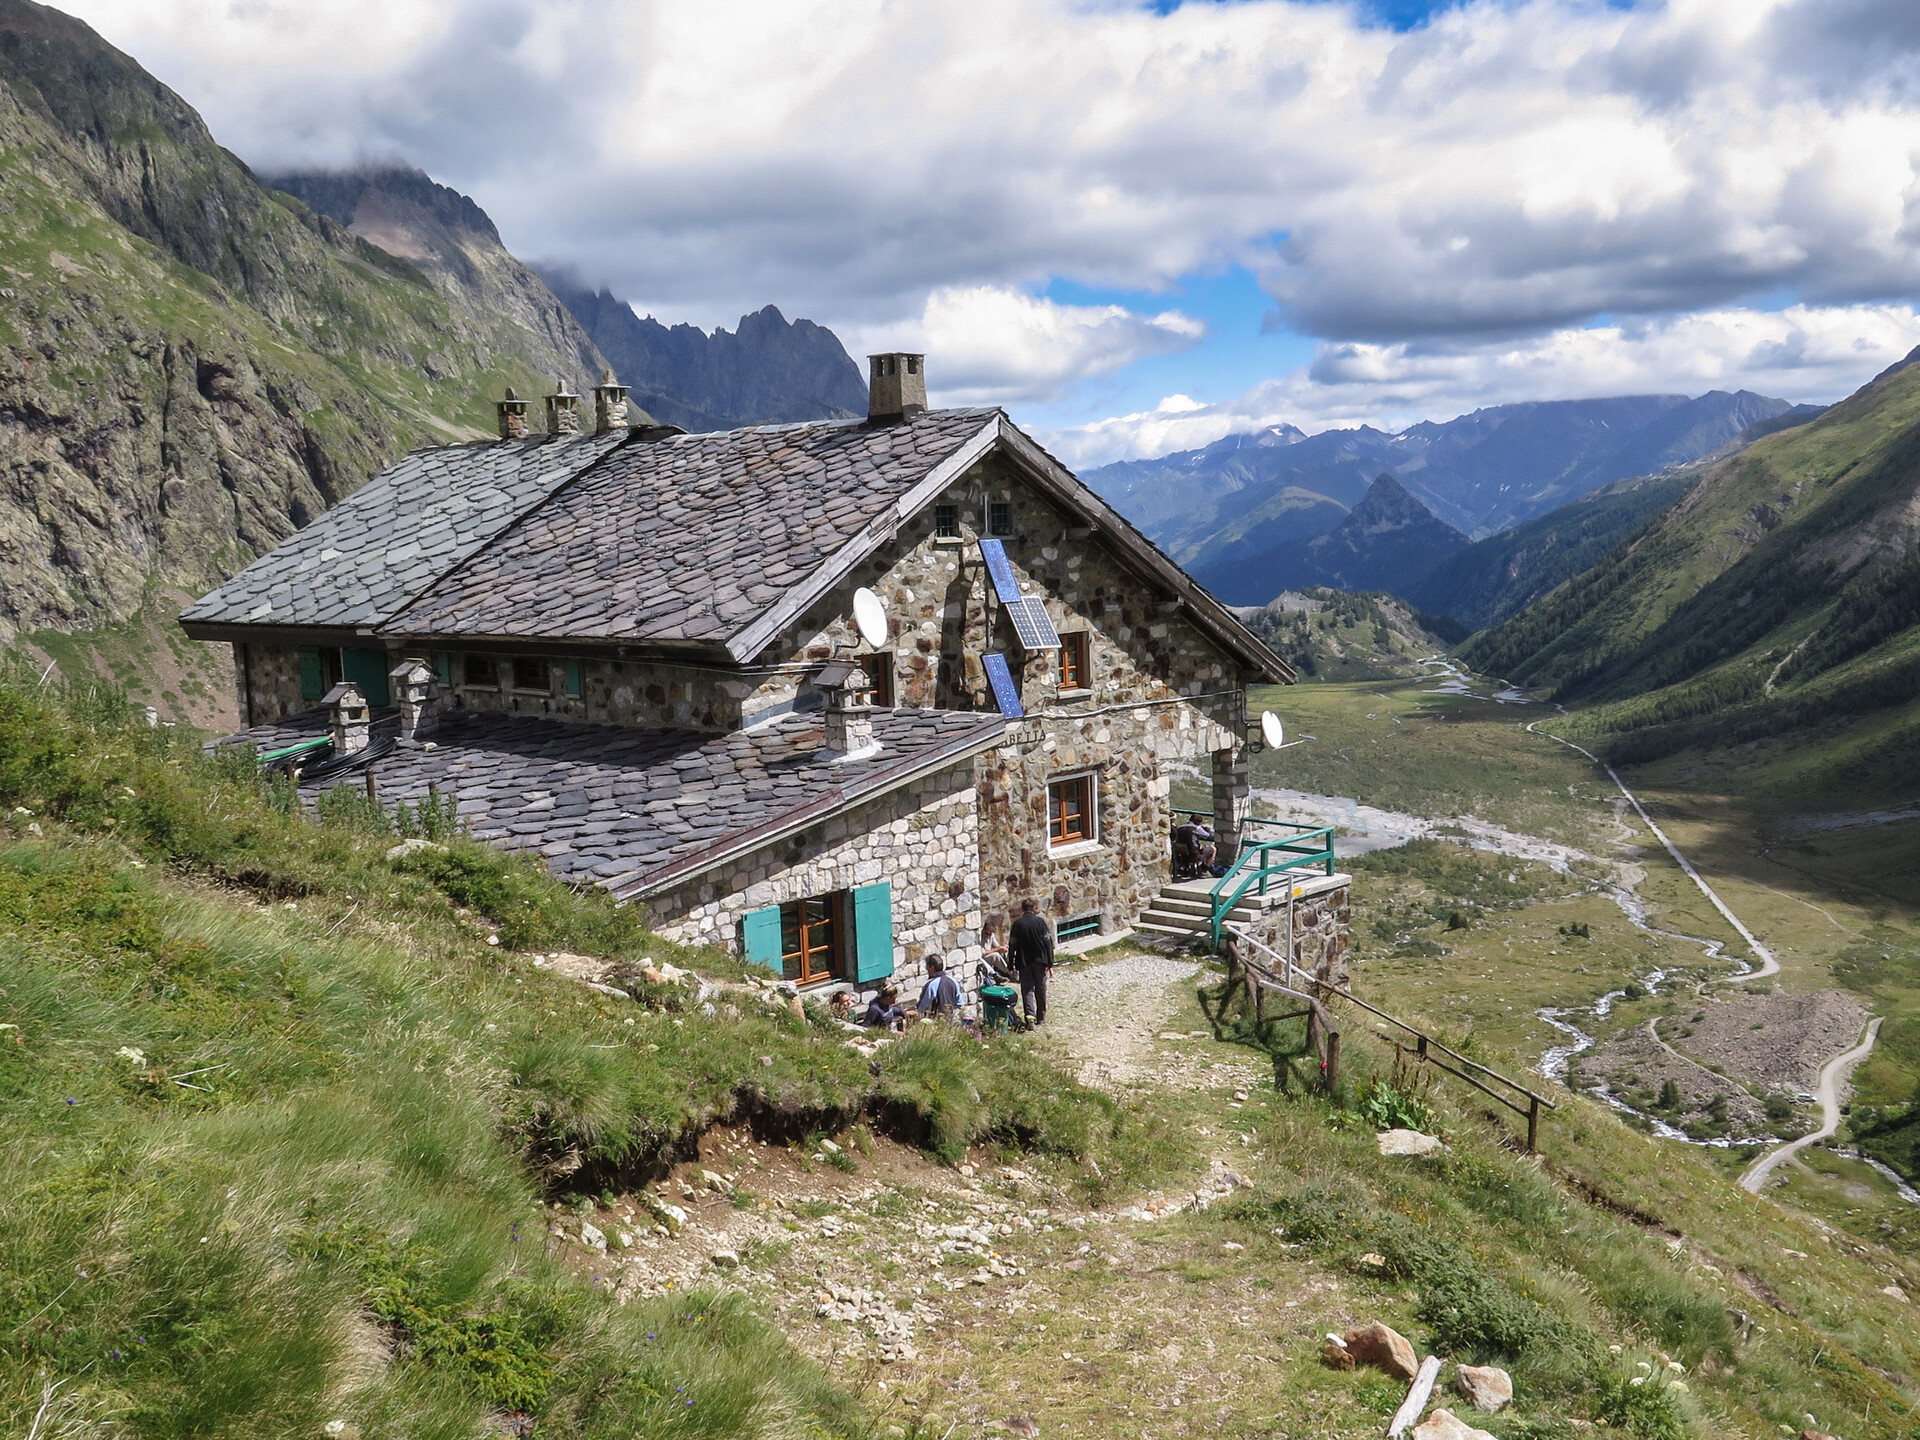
[{"x1": 181, "y1": 431, "x2": 626, "y2": 632}]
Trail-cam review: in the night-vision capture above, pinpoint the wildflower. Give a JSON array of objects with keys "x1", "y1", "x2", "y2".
[
  {"x1": 1629, "y1": 1377, "x2": 1646, "y2": 1387},
  {"x1": 1667, "y1": 1361, "x2": 1685, "y2": 1373},
  {"x1": 1608, "y1": 1344, "x2": 1623, "y2": 1354}
]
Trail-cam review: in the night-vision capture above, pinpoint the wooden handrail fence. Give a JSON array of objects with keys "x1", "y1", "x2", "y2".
[{"x1": 1222, "y1": 926, "x2": 1558, "y2": 1154}]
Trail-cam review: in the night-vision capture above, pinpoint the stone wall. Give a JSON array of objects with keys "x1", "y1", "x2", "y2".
[
  {"x1": 442, "y1": 654, "x2": 749, "y2": 731},
  {"x1": 232, "y1": 642, "x2": 307, "y2": 725},
  {"x1": 1233, "y1": 873, "x2": 1353, "y2": 988},
  {"x1": 746, "y1": 449, "x2": 1256, "y2": 939},
  {"x1": 645, "y1": 759, "x2": 986, "y2": 1003}
]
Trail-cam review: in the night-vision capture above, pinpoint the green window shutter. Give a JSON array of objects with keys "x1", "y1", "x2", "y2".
[
  {"x1": 741, "y1": 905, "x2": 784, "y2": 972},
  {"x1": 342, "y1": 648, "x2": 391, "y2": 706},
  {"x1": 851, "y1": 882, "x2": 895, "y2": 983},
  {"x1": 434, "y1": 651, "x2": 453, "y2": 687},
  {"x1": 297, "y1": 647, "x2": 324, "y2": 701},
  {"x1": 564, "y1": 658, "x2": 583, "y2": 697}
]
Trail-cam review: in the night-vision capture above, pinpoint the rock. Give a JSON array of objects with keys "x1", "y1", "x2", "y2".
[
  {"x1": 1455, "y1": 1364, "x2": 1513, "y2": 1413},
  {"x1": 710, "y1": 1248, "x2": 740, "y2": 1268},
  {"x1": 1321, "y1": 1341, "x2": 1355, "y2": 1370},
  {"x1": 1883, "y1": 1284, "x2": 1909, "y2": 1302},
  {"x1": 577, "y1": 1222, "x2": 606, "y2": 1251},
  {"x1": 1378, "y1": 1128, "x2": 1444, "y2": 1157},
  {"x1": 1801, "y1": 1433, "x2": 1837, "y2": 1440},
  {"x1": 1414, "y1": 1409, "x2": 1496, "y2": 1440},
  {"x1": 642, "y1": 1195, "x2": 687, "y2": 1235},
  {"x1": 1358, "y1": 1251, "x2": 1387, "y2": 1267},
  {"x1": 1343, "y1": 1321, "x2": 1419, "y2": 1381},
  {"x1": 820, "y1": 1138, "x2": 842, "y2": 1155},
  {"x1": 614, "y1": 1231, "x2": 633, "y2": 1249},
  {"x1": 1003, "y1": 1418, "x2": 1040, "y2": 1437},
  {"x1": 700, "y1": 1168, "x2": 734, "y2": 1194},
  {"x1": 384, "y1": 837, "x2": 446, "y2": 862}
]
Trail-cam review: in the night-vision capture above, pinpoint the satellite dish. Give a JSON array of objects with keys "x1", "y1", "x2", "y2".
[
  {"x1": 1260, "y1": 711, "x2": 1285, "y2": 749},
  {"x1": 852, "y1": 587, "x2": 889, "y2": 649}
]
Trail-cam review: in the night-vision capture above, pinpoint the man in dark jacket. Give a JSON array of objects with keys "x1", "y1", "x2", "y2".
[{"x1": 1007, "y1": 899, "x2": 1055, "y2": 1028}]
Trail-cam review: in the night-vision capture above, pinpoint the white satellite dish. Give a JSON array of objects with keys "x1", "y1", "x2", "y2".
[
  {"x1": 1260, "y1": 711, "x2": 1285, "y2": 749},
  {"x1": 852, "y1": 587, "x2": 889, "y2": 648}
]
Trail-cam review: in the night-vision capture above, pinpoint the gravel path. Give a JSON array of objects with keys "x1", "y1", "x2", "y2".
[
  {"x1": 1046, "y1": 953, "x2": 1263, "y2": 1093},
  {"x1": 1742, "y1": 1018, "x2": 1883, "y2": 1194}
]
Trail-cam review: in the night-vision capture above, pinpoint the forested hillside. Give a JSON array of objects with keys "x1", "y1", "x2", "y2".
[{"x1": 1462, "y1": 347, "x2": 1920, "y2": 798}]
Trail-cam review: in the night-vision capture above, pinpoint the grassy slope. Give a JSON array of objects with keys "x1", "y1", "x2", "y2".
[
  {"x1": 4, "y1": 655, "x2": 1919, "y2": 1435},
  {"x1": 1242, "y1": 590, "x2": 1460, "y2": 686}
]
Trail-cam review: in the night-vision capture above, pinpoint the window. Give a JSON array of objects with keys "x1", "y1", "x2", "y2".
[
  {"x1": 463, "y1": 653, "x2": 497, "y2": 687},
  {"x1": 933, "y1": 503, "x2": 960, "y2": 539},
  {"x1": 780, "y1": 894, "x2": 842, "y2": 984},
  {"x1": 1058, "y1": 631, "x2": 1090, "y2": 693},
  {"x1": 1048, "y1": 773, "x2": 1096, "y2": 848},
  {"x1": 512, "y1": 656, "x2": 548, "y2": 691},
  {"x1": 864, "y1": 654, "x2": 894, "y2": 708},
  {"x1": 989, "y1": 500, "x2": 1014, "y2": 537}
]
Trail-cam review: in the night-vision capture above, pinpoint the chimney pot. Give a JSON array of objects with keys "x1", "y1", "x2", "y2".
[
  {"x1": 389, "y1": 657, "x2": 439, "y2": 741},
  {"x1": 867, "y1": 352, "x2": 928, "y2": 422},
  {"x1": 593, "y1": 368, "x2": 630, "y2": 434},
  {"x1": 817, "y1": 661, "x2": 877, "y2": 756},
  {"x1": 545, "y1": 378, "x2": 581, "y2": 435},
  {"x1": 496, "y1": 386, "x2": 529, "y2": 440},
  {"x1": 320, "y1": 681, "x2": 371, "y2": 755}
]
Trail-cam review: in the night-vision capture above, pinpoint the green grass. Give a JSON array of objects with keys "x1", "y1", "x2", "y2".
[{"x1": 0, "y1": 658, "x2": 1137, "y2": 1435}]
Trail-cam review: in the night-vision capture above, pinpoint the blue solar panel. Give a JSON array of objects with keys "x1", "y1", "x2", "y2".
[
  {"x1": 979, "y1": 537, "x2": 1022, "y2": 604},
  {"x1": 1004, "y1": 596, "x2": 1061, "y2": 651},
  {"x1": 982, "y1": 653, "x2": 1024, "y2": 717}
]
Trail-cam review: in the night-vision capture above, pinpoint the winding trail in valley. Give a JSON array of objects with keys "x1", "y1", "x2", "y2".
[
  {"x1": 1740, "y1": 1018, "x2": 1885, "y2": 1194},
  {"x1": 1525, "y1": 722, "x2": 1778, "y2": 981}
]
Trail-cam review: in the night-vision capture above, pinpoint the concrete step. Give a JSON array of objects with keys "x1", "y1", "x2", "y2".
[
  {"x1": 1133, "y1": 919, "x2": 1211, "y2": 943},
  {"x1": 1148, "y1": 895, "x2": 1264, "y2": 921}
]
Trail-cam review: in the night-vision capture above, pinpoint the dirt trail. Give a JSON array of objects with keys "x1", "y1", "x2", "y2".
[
  {"x1": 1741, "y1": 1018, "x2": 1884, "y2": 1194},
  {"x1": 1045, "y1": 953, "x2": 1262, "y2": 1094}
]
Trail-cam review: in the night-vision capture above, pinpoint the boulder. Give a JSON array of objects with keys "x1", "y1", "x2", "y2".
[
  {"x1": 1455, "y1": 1364, "x2": 1512, "y2": 1413},
  {"x1": 1413, "y1": 1409, "x2": 1496, "y2": 1440},
  {"x1": 710, "y1": 1248, "x2": 740, "y2": 1268},
  {"x1": 700, "y1": 1168, "x2": 734, "y2": 1194},
  {"x1": 577, "y1": 1222, "x2": 607, "y2": 1252},
  {"x1": 1343, "y1": 1321, "x2": 1419, "y2": 1380},
  {"x1": 1378, "y1": 1129, "x2": 1444, "y2": 1157},
  {"x1": 1320, "y1": 1341, "x2": 1355, "y2": 1371}
]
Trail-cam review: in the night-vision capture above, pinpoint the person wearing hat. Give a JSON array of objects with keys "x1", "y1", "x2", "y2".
[{"x1": 863, "y1": 983, "x2": 905, "y2": 1030}]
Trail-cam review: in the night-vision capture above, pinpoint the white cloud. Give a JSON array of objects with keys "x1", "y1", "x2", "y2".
[
  {"x1": 1042, "y1": 303, "x2": 1920, "y2": 468},
  {"x1": 846, "y1": 286, "x2": 1202, "y2": 405},
  {"x1": 54, "y1": 0, "x2": 1920, "y2": 406}
]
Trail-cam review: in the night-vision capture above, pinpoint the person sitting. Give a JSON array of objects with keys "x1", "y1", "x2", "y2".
[
  {"x1": 863, "y1": 984, "x2": 905, "y2": 1030},
  {"x1": 979, "y1": 926, "x2": 1017, "y2": 987},
  {"x1": 828, "y1": 989, "x2": 858, "y2": 1025},
  {"x1": 1170, "y1": 818, "x2": 1200, "y2": 879},
  {"x1": 1191, "y1": 818, "x2": 1219, "y2": 875},
  {"x1": 916, "y1": 955, "x2": 963, "y2": 1020}
]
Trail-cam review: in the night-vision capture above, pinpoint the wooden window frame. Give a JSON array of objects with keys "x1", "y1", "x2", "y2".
[
  {"x1": 780, "y1": 892, "x2": 845, "y2": 985},
  {"x1": 988, "y1": 500, "x2": 1014, "y2": 537},
  {"x1": 1058, "y1": 631, "x2": 1090, "y2": 694},
  {"x1": 1047, "y1": 772, "x2": 1097, "y2": 850},
  {"x1": 864, "y1": 653, "x2": 894, "y2": 708},
  {"x1": 463, "y1": 653, "x2": 497, "y2": 688},
  {"x1": 933, "y1": 503, "x2": 960, "y2": 539},
  {"x1": 511, "y1": 656, "x2": 549, "y2": 692}
]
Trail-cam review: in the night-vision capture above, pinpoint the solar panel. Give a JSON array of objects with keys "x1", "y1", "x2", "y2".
[
  {"x1": 979, "y1": 537, "x2": 1022, "y2": 603},
  {"x1": 1004, "y1": 596, "x2": 1061, "y2": 651},
  {"x1": 982, "y1": 653, "x2": 1024, "y2": 717}
]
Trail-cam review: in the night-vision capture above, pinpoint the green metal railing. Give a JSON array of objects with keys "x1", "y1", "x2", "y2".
[{"x1": 1202, "y1": 819, "x2": 1336, "y2": 949}]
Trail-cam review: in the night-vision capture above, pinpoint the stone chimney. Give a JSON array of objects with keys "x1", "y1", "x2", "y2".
[
  {"x1": 389, "y1": 657, "x2": 439, "y2": 741},
  {"x1": 321, "y1": 681, "x2": 370, "y2": 755},
  {"x1": 593, "y1": 368, "x2": 629, "y2": 434},
  {"x1": 545, "y1": 378, "x2": 581, "y2": 435},
  {"x1": 867, "y1": 353, "x2": 927, "y2": 422},
  {"x1": 496, "y1": 387, "x2": 529, "y2": 439},
  {"x1": 816, "y1": 661, "x2": 877, "y2": 757}
]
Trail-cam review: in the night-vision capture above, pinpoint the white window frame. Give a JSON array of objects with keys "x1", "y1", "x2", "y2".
[{"x1": 1046, "y1": 767, "x2": 1102, "y2": 854}]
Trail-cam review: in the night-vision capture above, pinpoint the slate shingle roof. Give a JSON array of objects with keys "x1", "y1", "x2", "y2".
[
  {"x1": 226, "y1": 706, "x2": 1004, "y2": 898},
  {"x1": 384, "y1": 410, "x2": 999, "y2": 647},
  {"x1": 180, "y1": 431, "x2": 627, "y2": 631}
]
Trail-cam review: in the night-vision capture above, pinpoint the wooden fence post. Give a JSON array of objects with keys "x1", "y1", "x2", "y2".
[
  {"x1": 364, "y1": 769, "x2": 377, "y2": 803},
  {"x1": 1325, "y1": 1026, "x2": 1340, "y2": 1094},
  {"x1": 1527, "y1": 1095, "x2": 1540, "y2": 1154}
]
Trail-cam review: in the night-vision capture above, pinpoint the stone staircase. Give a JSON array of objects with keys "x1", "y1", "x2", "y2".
[{"x1": 1134, "y1": 877, "x2": 1277, "y2": 948}]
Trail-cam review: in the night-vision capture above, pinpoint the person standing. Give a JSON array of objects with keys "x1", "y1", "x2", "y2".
[{"x1": 1007, "y1": 899, "x2": 1055, "y2": 1028}]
